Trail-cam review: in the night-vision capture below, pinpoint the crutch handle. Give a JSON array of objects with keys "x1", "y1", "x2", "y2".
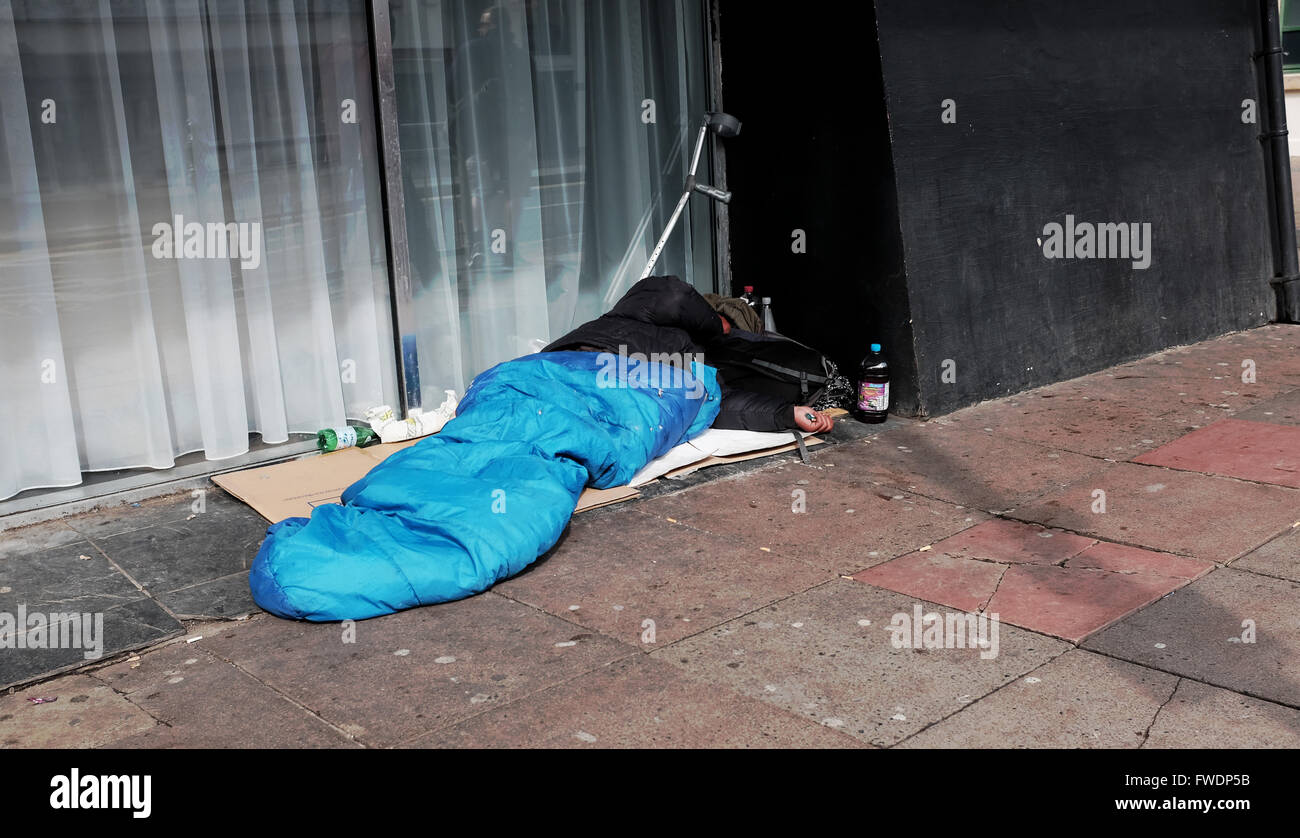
[{"x1": 693, "y1": 182, "x2": 732, "y2": 204}]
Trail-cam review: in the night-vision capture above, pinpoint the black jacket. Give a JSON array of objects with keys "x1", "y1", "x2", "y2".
[{"x1": 544, "y1": 276, "x2": 800, "y2": 432}]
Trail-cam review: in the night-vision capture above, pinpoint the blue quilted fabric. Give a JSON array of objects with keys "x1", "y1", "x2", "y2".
[{"x1": 249, "y1": 352, "x2": 720, "y2": 621}]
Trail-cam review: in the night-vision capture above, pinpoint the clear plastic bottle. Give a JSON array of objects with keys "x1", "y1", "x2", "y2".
[{"x1": 760, "y1": 297, "x2": 777, "y2": 333}]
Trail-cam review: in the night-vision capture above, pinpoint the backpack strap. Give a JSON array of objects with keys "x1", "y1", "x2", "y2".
[
  {"x1": 750, "y1": 358, "x2": 829, "y2": 385},
  {"x1": 792, "y1": 430, "x2": 810, "y2": 464}
]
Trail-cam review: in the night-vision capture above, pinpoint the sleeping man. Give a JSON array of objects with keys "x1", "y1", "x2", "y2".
[
  {"x1": 543, "y1": 275, "x2": 836, "y2": 435},
  {"x1": 250, "y1": 274, "x2": 834, "y2": 622}
]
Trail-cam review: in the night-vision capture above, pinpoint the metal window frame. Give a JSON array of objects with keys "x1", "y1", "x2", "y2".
[
  {"x1": 705, "y1": 0, "x2": 730, "y2": 295},
  {"x1": 368, "y1": 0, "x2": 420, "y2": 416}
]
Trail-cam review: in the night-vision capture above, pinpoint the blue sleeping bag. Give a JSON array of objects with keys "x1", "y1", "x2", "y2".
[{"x1": 249, "y1": 351, "x2": 720, "y2": 621}]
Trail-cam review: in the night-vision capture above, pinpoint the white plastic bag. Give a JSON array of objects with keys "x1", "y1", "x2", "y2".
[{"x1": 364, "y1": 389, "x2": 459, "y2": 444}]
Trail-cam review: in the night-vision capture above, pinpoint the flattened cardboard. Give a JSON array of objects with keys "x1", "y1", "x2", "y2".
[
  {"x1": 214, "y1": 408, "x2": 847, "y2": 524},
  {"x1": 211, "y1": 439, "x2": 638, "y2": 524},
  {"x1": 568, "y1": 484, "x2": 640, "y2": 512}
]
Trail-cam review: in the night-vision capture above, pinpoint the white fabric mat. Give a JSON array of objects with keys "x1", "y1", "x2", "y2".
[{"x1": 627, "y1": 427, "x2": 810, "y2": 487}]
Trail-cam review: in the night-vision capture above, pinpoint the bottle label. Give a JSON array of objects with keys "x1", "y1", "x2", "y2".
[
  {"x1": 858, "y1": 382, "x2": 889, "y2": 412},
  {"x1": 335, "y1": 427, "x2": 357, "y2": 449}
]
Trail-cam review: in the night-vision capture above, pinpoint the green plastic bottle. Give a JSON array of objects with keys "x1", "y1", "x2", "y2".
[{"x1": 316, "y1": 425, "x2": 380, "y2": 452}]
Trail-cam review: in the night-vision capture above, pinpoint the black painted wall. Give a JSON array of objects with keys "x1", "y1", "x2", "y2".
[
  {"x1": 875, "y1": 0, "x2": 1275, "y2": 414},
  {"x1": 719, "y1": 1, "x2": 1277, "y2": 416}
]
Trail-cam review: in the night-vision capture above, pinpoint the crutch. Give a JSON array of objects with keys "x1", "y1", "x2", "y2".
[{"x1": 640, "y1": 111, "x2": 741, "y2": 279}]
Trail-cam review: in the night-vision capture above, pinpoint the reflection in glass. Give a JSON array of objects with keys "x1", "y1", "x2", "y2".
[
  {"x1": 390, "y1": 0, "x2": 711, "y2": 404},
  {"x1": 0, "y1": 0, "x2": 396, "y2": 501}
]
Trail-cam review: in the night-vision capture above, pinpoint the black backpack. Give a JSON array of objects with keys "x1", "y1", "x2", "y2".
[{"x1": 704, "y1": 331, "x2": 838, "y2": 406}]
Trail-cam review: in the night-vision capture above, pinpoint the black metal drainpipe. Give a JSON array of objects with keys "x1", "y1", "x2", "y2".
[{"x1": 1261, "y1": 0, "x2": 1300, "y2": 322}]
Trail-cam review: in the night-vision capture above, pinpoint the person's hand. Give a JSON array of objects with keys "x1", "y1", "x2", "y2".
[
  {"x1": 793, "y1": 407, "x2": 834, "y2": 433},
  {"x1": 719, "y1": 314, "x2": 731, "y2": 335}
]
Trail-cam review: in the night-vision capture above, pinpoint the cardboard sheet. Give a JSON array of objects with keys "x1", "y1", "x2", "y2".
[
  {"x1": 214, "y1": 408, "x2": 845, "y2": 523},
  {"x1": 212, "y1": 439, "x2": 637, "y2": 524},
  {"x1": 212, "y1": 440, "x2": 413, "y2": 524}
]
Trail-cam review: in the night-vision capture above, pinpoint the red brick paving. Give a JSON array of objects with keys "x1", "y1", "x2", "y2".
[
  {"x1": 1133, "y1": 418, "x2": 1300, "y2": 488},
  {"x1": 985, "y1": 563, "x2": 1200, "y2": 643},
  {"x1": 923, "y1": 518, "x2": 1096, "y2": 564},
  {"x1": 1065, "y1": 540, "x2": 1215, "y2": 580},
  {"x1": 851, "y1": 550, "x2": 1007, "y2": 613},
  {"x1": 853, "y1": 518, "x2": 1214, "y2": 642}
]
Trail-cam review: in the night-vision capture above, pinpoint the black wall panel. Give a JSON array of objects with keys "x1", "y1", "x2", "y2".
[
  {"x1": 719, "y1": 1, "x2": 1278, "y2": 417},
  {"x1": 873, "y1": 0, "x2": 1275, "y2": 413}
]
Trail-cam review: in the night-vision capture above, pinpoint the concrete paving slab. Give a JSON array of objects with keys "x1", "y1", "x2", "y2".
[
  {"x1": 1014, "y1": 461, "x2": 1300, "y2": 562},
  {"x1": 1145, "y1": 679, "x2": 1300, "y2": 748},
  {"x1": 637, "y1": 460, "x2": 985, "y2": 576},
  {"x1": 406, "y1": 654, "x2": 864, "y2": 748},
  {"x1": 158, "y1": 571, "x2": 258, "y2": 620},
  {"x1": 1084, "y1": 568, "x2": 1300, "y2": 707},
  {"x1": 1231, "y1": 527, "x2": 1300, "y2": 582},
  {"x1": 7, "y1": 326, "x2": 1300, "y2": 749},
  {"x1": 0, "y1": 520, "x2": 83, "y2": 560},
  {"x1": 812, "y1": 423, "x2": 1112, "y2": 513},
  {"x1": 937, "y1": 328, "x2": 1300, "y2": 454},
  {"x1": 0, "y1": 673, "x2": 156, "y2": 748},
  {"x1": 651, "y1": 579, "x2": 1069, "y2": 747},
  {"x1": 60, "y1": 491, "x2": 198, "y2": 540},
  {"x1": 496, "y1": 507, "x2": 829, "y2": 648},
  {"x1": 1, "y1": 597, "x2": 183, "y2": 690},
  {"x1": 897, "y1": 650, "x2": 1177, "y2": 748},
  {"x1": 1147, "y1": 325, "x2": 1300, "y2": 385},
  {"x1": 0, "y1": 539, "x2": 145, "y2": 617},
  {"x1": 195, "y1": 593, "x2": 633, "y2": 747},
  {"x1": 1068, "y1": 361, "x2": 1289, "y2": 420},
  {"x1": 1133, "y1": 419, "x2": 1300, "y2": 488},
  {"x1": 95, "y1": 641, "x2": 356, "y2": 748},
  {"x1": 92, "y1": 492, "x2": 267, "y2": 596},
  {"x1": 1235, "y1": 388, "x2": 1300, "y2": 427},
  {"x1": 940, "y1": 388, "x2": 1199, "y2": 460}
]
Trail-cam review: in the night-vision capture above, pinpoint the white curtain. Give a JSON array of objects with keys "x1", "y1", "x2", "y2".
[
  {"x1": 0, "y1": 0, "x2": 397, "y2": 502},
  {"x1": 391, "y1": 0, "x2": 709, "y2": 406}
]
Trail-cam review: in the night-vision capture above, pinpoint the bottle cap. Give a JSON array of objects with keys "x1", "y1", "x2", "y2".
[
  {"x1": 761, "y1": 297, "x2": 771, "y2": 304},
  {"x1": 743, "y1": 285, "x2": 754, "y2": 292},
  {"x1": 870, "y1": 343, "x2": 882, "y2": 352}
]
